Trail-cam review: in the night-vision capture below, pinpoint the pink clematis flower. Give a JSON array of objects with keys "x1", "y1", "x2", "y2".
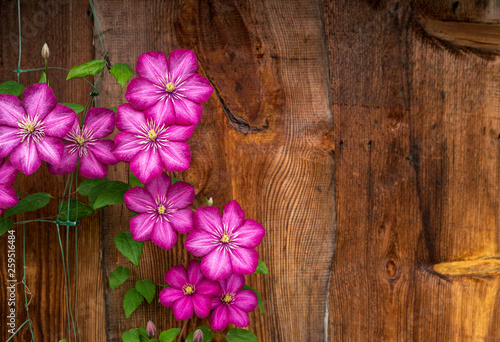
[
  {"x1": 47, "y1": 107, "x2": 118, "y2": 179},
  {"x1": 125, "y1": 49, "x2": 213, "y2": 126},
  {"x1": 112, "y1": 103, "x2": 194, "y2": 184},
  {"x1": 209, "y1": 274, "x2": 258, "y2": 330},
  {"x1": 124, "y1": 173, "x2": 195, "y2": 249},
  {"x1": 0, "y1": 160, "x2": 19, "y2": 216},
  {"x1": 0, "y1": 83, "x2": 76, "y2": 175},
  {"x1": 185, "y1": 200, "x2": 265, "y2": 281},
  {"x1": 159, "y1": 260, "x2": 220, "y2": 320}
]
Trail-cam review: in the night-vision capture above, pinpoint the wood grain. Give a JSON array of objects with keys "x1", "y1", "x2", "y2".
[
  {"x1": 0, "y1": 0, "x2": 105, "y2": 341},
  {"x1": 324, "y1": 0, "x2": 499, "y2": 341}
]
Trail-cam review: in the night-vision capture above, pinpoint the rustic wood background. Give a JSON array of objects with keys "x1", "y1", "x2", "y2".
[{"x1": 0, "y1": 0, "x2": 499, "y2": 341}]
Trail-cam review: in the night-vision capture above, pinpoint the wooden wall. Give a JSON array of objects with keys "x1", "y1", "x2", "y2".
[{"x1": 0, "y1": 0, "x2": 498, "y2": 341}]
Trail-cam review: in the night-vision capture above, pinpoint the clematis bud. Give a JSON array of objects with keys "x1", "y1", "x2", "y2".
[
  {"x1": 193, "y1": 329, "x2": 203, "y2": 342},
  {"x1": 41, "y1": 43, "x2": 50, "y2": 59},
  {"x1": 146, "y1": 321, "x2": 156, "y2": 337}
]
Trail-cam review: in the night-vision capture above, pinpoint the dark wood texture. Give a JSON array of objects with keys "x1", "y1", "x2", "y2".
[
  {"x1": 324, "y1": 0, "x2": 499, "y2": 341},
  {"x1": 0, "y1": 0, "x2": 498, "y2": 341}
]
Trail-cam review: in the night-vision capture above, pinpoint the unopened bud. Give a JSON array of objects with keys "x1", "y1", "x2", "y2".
[
  {"x1": 41, "y1": 43, "x2": 50, "y2": 59},
  {"x1": 205, "y1": 197, "x2": 213, "y2": 206},
  {"x1": 193, "y1": 329, "x2": 203, "y2": 342},
  {"x1": 146, "y1": 320, "x2": 156, "y2": 337}
]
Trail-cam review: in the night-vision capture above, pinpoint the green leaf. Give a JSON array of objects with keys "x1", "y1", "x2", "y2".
[
  {"x1": 77, "y1": 178, "x2": 109, "y2": 196},
  {"x1": 171, "y1": 177, "x2": 194, "y2": 186},
  {"x1": 135, "y1": 327, "x2": 149, "y2": 342},
  {"x1": 254, "y1": 259, "x2": 269, "y2": 275},
  {"x1": 109, "y1": 63, "x2": 133, "y2": 88},
  {"x1": 61, "y1": 102, "x2": 85, "y2": 114},
  {"x1": 123, "y1": 288, "x2": 144, "y2": 318},
  {"x1": 109, "y1": 266, "x2": 130, "y2": 289},
  {"x1": 67, "y1": 59, "x2": 105, "y2": 80},
  {"x1": 108, "y1": 107, "x2": 118, "y2": 115},
  {"x1": 226, "y1": 329, "x2": 258, "y2": 342},
  {"x1": 159, "y1": 328, "x2": 181, "y2": 342},
  {"x1": 135, "y1": 279, "x2": 155, "y2": 304},
  {"x1": 185, "y1": 326, "x2": 213, "y2": 342},
  {"x1": 122, "y1": 329, "x2": 140, "y2": 342},
  {"x1": 0, "y1": 81, "x2": 24, "y2": 96},
  {"x1": 58, "y1": 200, "x2": 95, "y2": 222},
  {"x1": 0, "y1": 219, "x2": 13, "y2": 237},
  {"x1": 92, "y1": 181, "x2": 130, "y2": 209},
  {"x1": 59, "y1": 340, "x2": 67, "y2": 342},
  {"x1": 39, "y1": 72, "x2": 47, "y2": 84},
  {"x1": 129, "y1": 174, "x2": 144, "y2": 188},
  {"x1": 242, "y1": 285, "x2": 264, "y2": 315},
  {"x1": 115, "y1": 231, "x2": 143, "y2": 267},
  {"x1": 5, "y1": 193, "x2": 51, "y2": 218}
]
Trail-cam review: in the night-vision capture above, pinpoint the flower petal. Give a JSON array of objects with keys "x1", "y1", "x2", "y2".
[
  {"x1": 80, "y1": 150, "x2": 108, "y2": 179},
  {"x1": 10, "y1": 142, "x2": 41, "y2": 176},
  {"x1": 230, "y1": 247, "x2": 259, "y2": 275},
  {"x1": 164, "y1": 264, "x2": 189, "y2": 289},
  {"x1": 164, "y1": 124, "x2": 196, "y2": 142},
  {"x1": 91, "y1": 140, "x2": 119, "y2": 165},
  {"x1": 129, "y1": 213, "x2": 155, "y2": 241},
  {"x1": 222, "y1": 200, "x2": 245, "y2": 232},
  {"x1": 144, "y1": 172, "x2": 170, "y2": 200},
  {"x1": 167, "y1": 49, "x2": 199, "y2": 81},
  {"x1": 159, "y1": 287, "x2": 184, "y2": 308},
  {"x1": 233, "y1": 289, "x2": 258, "y2": 312},
  {"x1": 187, "y1": 260, "x2": 203, "y2": 285},
  {"x1": 144, "y1": 98, "x2": 176, "y2": 127},
  {"x1": 194, "y1": 206, "x2": 222, "y2": 233},
  {"x1": 167, "y1": 181, "x2": 194, "y2": 209},
  {"x1": 233, "y1": 219, "x2": 265, "y2": 248},
  {"x1": 125, "y1": 78, "x2": 161, "y2": 110},
  {"x1": 0, "y1": 126, "x2": 22, "y2": 158},
  {"x1": 196, "y1": 279, "x2": 221, "y2": 297},
  {"x1": 228, "y1": 306, "x2": 250, "y2": 327},
  {"x1": 151, "y1": 219, "x2": 178, "y2": 250},
  {"x1": 130, "y1": 148, "x2": 163, "y2": 185},
  {"x1": 137, "y1": 51, "x2": 168, "y2": 84},
  {"x1": 0, "y1": 94, "x2": 26, "y2": 127},
  {"x1": 172, "y1": 295, "x2": 194, "y2": 320},
  {"x1": 220, "y1": 273, "x2": 246, "y2": 294},
  {"x1": 0, "y1": 185, "x2": 19, "y2": 209},
  {"x1": 158, "y1": 141, "x2": 191, "y2": 172},
  {"x1": 43, "y1": 104, "x2": 78, "y2": 138},
  {"x1": 173, "y1": 98, "x2": 203, "y2": 125},
  {"x1": 177, "y1": 74, "x2": 213, "y2": 103},
  {"x1": 124, "y1": 187, "x2": 155, "y2": 214},
  {"x1": 36, "y1": 136, "x2": 64, "y2": 166},
  {"x1": 185, "y1": 229, "x2": 217, "y2": 257},
  {"x1": 22, "y1": 83, "x2": 57, "y2": 120},
  {"x1": 0, "y1": 161, "x2": 18, "y2": 185},
  {"x1": 192, "y1": 294, "x2": 212, "y2": 318},
  {"x1": 84, "y1": 107, "x2": 115, "y2": 138},
  {"x1": 47, "y1": 147, "x2": 78, "y2": 176},
  {"x1": 209, "y1": 304, "x2": 229, "y2": 331},
  {"x1": 168, "y1": 208, "x2": 194, "y2": 234},
  {"x1": 116, "y1": 103, "x2": 147, "y2": 135},
  {"x1": 201, "y1": 248, "x2": 232, "y2": 281},
  {"x1": 112, "y1": 132, "x2": 140, "y2": 162}
]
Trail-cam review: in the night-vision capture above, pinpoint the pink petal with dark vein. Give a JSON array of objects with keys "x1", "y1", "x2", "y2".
[
  {"x1": 84, "y1": 107, "x2": 115, "y2": 138},
  {"x1": 22, "y1": 83, "x2": 57, "y2": 120}
]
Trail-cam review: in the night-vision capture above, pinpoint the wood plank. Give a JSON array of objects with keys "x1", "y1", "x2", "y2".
[
  {"x1": 0, "y1": 0, "x2": 105, "y2": 341},
  {"x1": 324, "y1": 0, "x2": 500, "y2": 341},
  {"x1": 94, "y1": 0, "x2": 335, "y2": 340}
]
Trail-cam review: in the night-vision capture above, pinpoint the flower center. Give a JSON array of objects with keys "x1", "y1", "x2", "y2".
[
  {"x1": 222, "y1": 293, "x2": 235, "y2": 305},
  {"x1": 148, "y1": 129, "x2": 157, "y2": 141},
  {"x1": 166, "y1": 82, "x2": 175, "y2": 92},
  {"x1": 220, "y1": 234, "x2": 230, "y2": 243},
  {"x1": 66, "y1": 126, "x2": 96, "y2": 157},
  {"x1": 157, "y1": 204, "x2": 166, "y2": 215},
  {"x1": 76, "y1": 135, "x2": 86, "y2": 145},
  {"x1": 17, "y1": 115, "x2": 45, "y2": 143},
  {"x1": 182, "y1": 284, "x2": 195, "y2": 295}
]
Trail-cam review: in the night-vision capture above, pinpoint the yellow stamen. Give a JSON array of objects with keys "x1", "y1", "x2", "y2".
[
  {"x1": 26, "y1": 124, "x2": 34, "y2": 132},
  {"x1": 184, "y1": 286, "x2": 194, "y2": 295},
  {"x1": 157, "y1": 204, "x2": 166, "y2": 215},
  {"x1": 166, "y1": 82, "x2": 175, "y2": 92},
  {"x1": 76, "y1": 136, "x2": 85, "y2": 145},
  {"x1": 220, "y1": 234, "x2": 230, "y2": 243},
  {"x1": 222, "y1": 294, "x2": 233, "y2": 304},
  {"x1": 148, "y1": 129, "x2": 157, "y2": 141}
]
